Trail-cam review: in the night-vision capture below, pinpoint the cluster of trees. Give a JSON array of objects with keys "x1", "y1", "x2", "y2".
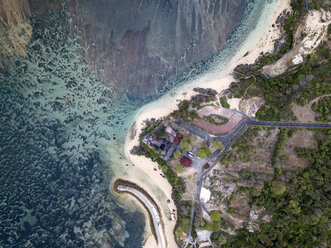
[
  {"x1": 231, "y1": 3, "x2": 329, "y2": 122},
  {"x1": 271, "y1": 128, "x2": 288, "y2": 165},
  {"x1": 239, "y1": 169, "x2": 252, "y2": 179},
  {"x1": 200, "y1": 210, "x2": 223, "y2": 232},
  {"x1": 153, "y1": 127, "x2": 165, "y2": 139},
  {"x1": 296, "y1": 67, "x2": 330, "y2": 106},
  {"x1": 180, "y1": 136, "x2": 191, "y2": 151},
  {"x1": 223, "y1": 127, "x2": 259, "y2": 163},
  {"x1": 175, "y1": 165, "x2": 184, "y2": 174},
  {"x1": 174, "y1": 201, "x2": 193, "y2": 243},
  {"x1": 308, "y1": 0, "x2": 330, "y2": 10},
  {"x1": 171, "y1": 99, "x2": 200, "y2": 121},
  {"x1": 197, "y1": 146, "x2": 212, "y2": 159},
  {"x1": 219, "y1": 97, "x2": 230, "y2": 108},
  {"x1": 139, "y1": 142, "x2": 185, "y2": 203},
  {"x1": 140, "y1": 121, "x2": 160, "y2": 137},
  {"x1": 203, "y1": 114, "x2": 228, "y2": 125},
  {"x1": 174, "y1": 150, "x2": 182, "y2": 159},
  {"x1": 311, "y1": 96, "x2": 330, "y2": 122}
]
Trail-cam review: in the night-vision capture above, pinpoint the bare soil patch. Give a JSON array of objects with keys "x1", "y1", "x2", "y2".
[
  {"x1": 292, "y1": 95, "x2": 330, "y2": 122},
  {"x1": 230, "y1": 193, "x2": 250, "y2": 216},
  {"x1": 281, "y1": 129, "x2": 315, "y2": 169}
]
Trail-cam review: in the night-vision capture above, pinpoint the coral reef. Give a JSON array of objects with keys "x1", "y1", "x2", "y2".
[{"x1": 0, "y1": 11, "x2": 144, "y2": 248}]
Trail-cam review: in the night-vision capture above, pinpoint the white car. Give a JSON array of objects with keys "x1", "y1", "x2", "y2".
[{"x1": 187, "y1": 152, "x2": 194, "y2": 159}]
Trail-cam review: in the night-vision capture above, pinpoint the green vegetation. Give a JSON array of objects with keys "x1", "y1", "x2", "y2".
[
  {"x1": 171, "y1": 99, "x2": 199, "y2": 121},
  {"x1": 210, "y1": 140, "x2": 224, "y2": 150},
  {"x1": 175, "y1": 165, "x2": 184, "y2": 174},
  {"x1": 239, "y1": 169, "x2": 252, "y2": 179},
  {"x1": 210, "y1": 210, "x2": 222, "y2": 222},
  {"x1": 229, "y1": 0, "x2": 330, "y2": 122},
  {"x1": 308, "y1": 0, "x2": 330, "y2": 10},
  {"x1": 223, "y1": 129, "x2": 330, "y2": 247},
  {"x1": 202, "y1": 210, "x2": 233, "y2": 238},
  {"x1": 204, "y1": 221, "x2": 221, "y2": 232},
  {"x1": 203, "y1": 114, "x2": 228, "y2": 125},
  {"x1": 271, "y1": 128, "x2": 288, "y2": 165},
  {"x1": 153, "y1": 127, "x2": 165, "y2": 139},
  {"x1": 139, "y1": 142, "x2": 185, "y2": 203},
  {"x1": 220, "y1": 97, "x2": 230, "y2": 108},
  {"x1": 223, "y1": 127, "x2": 260, "y2": 164},
  {"x1": 270, "y1": 181, "x2": 286, "y2": 196},
  {"x1": 141, "y1": 121, "x2": 160, "y2": 137},
  {"x1": 175, "y1": 216, "x2": 190, "y2": 238},
  {"x1": 174, "y1": 150, "x2": 182, "y2": 159},
  {"x1": 311, "y1": 96, "x2": 330, "y2": 122},
  {"x1": 296, "y1": 69, "x2": 331, "y2": 106},
  {"x1": 197, "y1": 1, "x2": 330, "y2": 246},
  {"x1": 210, "y1": 232, "x2": 228, "y2": 246},
  {"x1": 197, "y1": 146, "x2": 212, "y2": 158},
  {"x1": 180, "y1": 137, "x2": 191, "y2": 151}
]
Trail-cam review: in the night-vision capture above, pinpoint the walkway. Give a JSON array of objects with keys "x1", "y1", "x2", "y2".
[{"x1": 116, "y1": 185, "x2": 166, "y2": 248}]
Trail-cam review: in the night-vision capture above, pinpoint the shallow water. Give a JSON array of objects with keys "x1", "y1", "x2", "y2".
[{"x1": 0, "y1": 1, "x2": 275, "y2": 247}]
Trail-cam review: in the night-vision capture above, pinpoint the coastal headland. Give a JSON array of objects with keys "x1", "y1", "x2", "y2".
[
  {"x1": 122, "y1": 0, "x2": 291, "y2": 247},
  {"x1": 120, "y1": 0, "x2": 331, "y2": 247}
]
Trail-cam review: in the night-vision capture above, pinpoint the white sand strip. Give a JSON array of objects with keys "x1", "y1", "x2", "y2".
[{"x1": 123, "y1": 1, "x2": 291, "y2": 247}]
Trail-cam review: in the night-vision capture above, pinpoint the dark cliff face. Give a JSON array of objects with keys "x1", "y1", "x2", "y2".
[{"x1": 66, "y1": 0, "x2": 246, "y2": 99}]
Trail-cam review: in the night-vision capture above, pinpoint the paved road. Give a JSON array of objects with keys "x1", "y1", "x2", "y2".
[
  {"x1": 198, "y1": 125, "x2": 249, "y2": 215},
  {"x1": 250, "y1": 120, "x2": 331, "y2": 128},
  {"x1": 182, "y1": 122, "x2": 211, "y2": 141},
  {"x1": 185, "y1": 166, "x2": 203, "y2": 248},
  {"x1": 182, "y1": 111, "x2": 331, "y2": 238}
]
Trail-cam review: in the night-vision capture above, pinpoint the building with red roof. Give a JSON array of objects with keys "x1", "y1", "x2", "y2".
[
  {"x1": 173, "y1": 133, "x2": 183, "y2": 145},
  {"x1": 180, "y1": 156, "x2": 192, "y2": 167}
]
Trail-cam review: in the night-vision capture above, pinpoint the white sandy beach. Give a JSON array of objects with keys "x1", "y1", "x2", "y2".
[{"x1": 122, "y1": 0, "x2": 291, "y2": 247}]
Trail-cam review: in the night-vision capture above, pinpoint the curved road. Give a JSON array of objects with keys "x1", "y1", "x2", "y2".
[
  {"x1": 116, "y1": 185, "x2": 166, "y2": 248},
  {"x1": 182, "y1": 114, "x2": 331, "y2": 241}
]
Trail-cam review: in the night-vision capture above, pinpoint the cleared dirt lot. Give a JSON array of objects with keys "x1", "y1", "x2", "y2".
[{"x1": 193, "y1": 106, "x2": 243, "y2": 135}]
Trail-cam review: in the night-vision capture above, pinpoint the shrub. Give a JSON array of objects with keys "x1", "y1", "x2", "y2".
[
  {"x1": 271, "y1": 182, "x2": 286, "y2": 196},
  {"x1": 174, "y1": 150, "x2": 182, "y2": 159},
  {"x1": 210, "y1": 210, "x2": 222, "y2": 222},
  {"x1": 180, "y1": 137, "x2": 191, "y2": 151},
  {"x1": 176, "y1": 165, "x2": 184, "y2": 174}
]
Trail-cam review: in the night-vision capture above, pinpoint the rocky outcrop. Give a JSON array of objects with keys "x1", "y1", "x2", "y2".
[{"x1": 0, "y1": 0, "x2": 32, "y2": 69}]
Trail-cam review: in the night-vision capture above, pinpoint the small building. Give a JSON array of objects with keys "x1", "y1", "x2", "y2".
[
  {"x1": 163, "y1": 144, "x2": 176, "y2": 161},
  {"x1": 180, "y1": 156, "x2": 192, "y2": 167},
  {"x1": 165, "y1": 126, "x2": 177, "y2": 137}
]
